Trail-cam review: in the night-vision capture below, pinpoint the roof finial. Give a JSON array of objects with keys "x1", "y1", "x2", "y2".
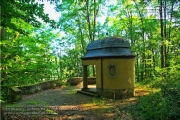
[{"x1": 106, "y1": 32, "x2": 108, "y2": 36}]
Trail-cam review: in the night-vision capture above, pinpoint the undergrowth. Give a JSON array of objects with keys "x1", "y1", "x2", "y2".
[{"x1": 128, "y1": 78, "x2": 180, "y2": 120}]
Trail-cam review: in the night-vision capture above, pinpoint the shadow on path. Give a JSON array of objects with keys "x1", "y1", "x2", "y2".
[{"x1": 3, "y1": 85, "x2": 152, "y2": 120}]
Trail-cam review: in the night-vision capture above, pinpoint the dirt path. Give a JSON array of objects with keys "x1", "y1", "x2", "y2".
[{"x1": 5, "y1": 85, "x2": 152, "y2": 120}]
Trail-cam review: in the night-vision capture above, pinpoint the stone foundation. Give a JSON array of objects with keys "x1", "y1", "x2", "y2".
[{"x1": 97, "y1": 88, "x2": 134, "y2": 99}]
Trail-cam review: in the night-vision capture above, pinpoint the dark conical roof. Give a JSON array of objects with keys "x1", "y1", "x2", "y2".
[{"x1": 82, "y1": 36, "x2": 135, "y2": 59}]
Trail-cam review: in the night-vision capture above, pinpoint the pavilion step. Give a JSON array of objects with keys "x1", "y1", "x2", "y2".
[
  {"x1": 77, "y1": 90, "x2": 98, "y2": 97},
  {"x1": 86, "y1": 90, "x2": 97, "y2": 94}
]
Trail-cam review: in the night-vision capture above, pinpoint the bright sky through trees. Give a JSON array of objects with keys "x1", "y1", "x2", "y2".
[{"x1": 41, "y1": 1, "x2": 60, "y2": 22}]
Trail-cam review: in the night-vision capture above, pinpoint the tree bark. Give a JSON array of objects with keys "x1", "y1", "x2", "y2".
[
  {"x1": 85, "y1": 0, "x2": 93, "y2": 43},
  {"x1": 133, "y1": 0, "x2": 146, "y2": 80},
  {"x1": 159, "y1": 0, "x2": 165, "y2": 68}
]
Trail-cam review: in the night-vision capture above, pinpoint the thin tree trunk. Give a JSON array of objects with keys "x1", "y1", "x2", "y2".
[
  {"x1": 77, "y1": 17, "x2": 86, "y2": 55},
  {"x1": 167, "y1": 0, "x2": 174, "y2": 67},
  {"x1": 126, "y1": 6, "x2": 133, "y2": 45},
  {"x1": 152, "y1": 49, "x2": 156, "y2": 77},
  {"x1": 164, "y1": 0, "x2": 167, "y2": 67},
  {"x1": 159, "y1": 0, "x2": 165, "y2": 68},
  {"x1": 133, "y1": 0, "x2": 146, "y2": 80},
  {"x1": 85, "y1": 0, "x2": 93, "y2": 43},
  {"x1": 92, "y1": 0, "x2": 96, "y2": 42}
]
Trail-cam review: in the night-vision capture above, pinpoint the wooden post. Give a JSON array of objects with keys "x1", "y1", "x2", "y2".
[{"x1": 82, "y1": 65, "x2": 88, "y2": 90}]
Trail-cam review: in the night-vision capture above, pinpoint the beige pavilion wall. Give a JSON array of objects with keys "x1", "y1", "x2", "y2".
[{"x1": 102, "y1": 58, "x2": 135, "y2": 89}]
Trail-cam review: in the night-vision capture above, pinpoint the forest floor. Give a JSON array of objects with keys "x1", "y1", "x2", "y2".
[{"x1": 4, "y1": 84, "x2": 158, "y2": 120}]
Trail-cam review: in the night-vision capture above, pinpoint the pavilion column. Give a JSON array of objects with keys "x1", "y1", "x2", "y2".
[{"x1": 82, "y1": 65, "x2": 88, "y2": 90}]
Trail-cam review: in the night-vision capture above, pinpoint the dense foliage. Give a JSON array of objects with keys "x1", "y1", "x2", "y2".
[
  {"x1": 0, "y1": 0, "x2": 58, "y2": 101},
  {"x1": 1, "y1": 0, "x2": 180, "y2": 119},
  {"x1": 55, "y1": 0, "x2": 180, "y2": 81}
]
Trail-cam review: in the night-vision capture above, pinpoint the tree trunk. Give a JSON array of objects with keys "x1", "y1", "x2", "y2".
[
  {"x1": 133, "y1": 0, "x2": 146, "y2": 80},
  {"x1": 159, "y1": 0, "x2": 165, "y2": 68},
  {"x1": 78, "y1": 17, "x2": 86, "y2": 55},
  {"x1": 85, "y1": 0, "x2": 93, "y2": 43},
  {"x1": 164, "y1": 0, "x2": 167, "y2": 68}
]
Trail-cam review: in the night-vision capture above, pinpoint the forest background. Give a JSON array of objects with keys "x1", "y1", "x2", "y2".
[{"x1": 0, "y1": 0, "x2": 180, "y2": 118}]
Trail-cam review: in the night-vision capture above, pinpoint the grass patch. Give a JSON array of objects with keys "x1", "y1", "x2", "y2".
[{"x1": 26, "y1": 100, "x2": 49, "y2": 106}]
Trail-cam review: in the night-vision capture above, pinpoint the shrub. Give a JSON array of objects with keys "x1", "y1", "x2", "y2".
[{"x1": 129, "y1": 89, "x2": 180, "y2": 120}]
